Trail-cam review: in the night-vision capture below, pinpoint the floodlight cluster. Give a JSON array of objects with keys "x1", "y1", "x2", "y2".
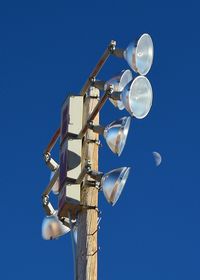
[{"x1": 41, "y1": 33, "x2": 154, "y2": 240}]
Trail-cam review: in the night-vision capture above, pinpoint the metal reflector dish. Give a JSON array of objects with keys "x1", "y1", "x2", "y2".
[
  {"x1": 105, "y1": 70, "x2": 132, "y2": 110},
  {"x1": 124, "y1": 34, "x2": 153, "y2": 75},
  {"x1": 42, "y1": 212, "x2": 70, "y2": 240},
  {"x1": 121, "y1": 76, "x2": 153, "y2": 119},
  {"x1": 104, "y1": 116, "x2": 131, "y2": 156},
  {"x1": 101, "y1": 167, "x2": 130, "y2": 206}
]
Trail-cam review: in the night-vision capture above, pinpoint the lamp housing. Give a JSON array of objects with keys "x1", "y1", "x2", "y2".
[
  {"x1": 42, "y1": 211, "x2": 70, "y2": 240},
  {"x1": 110, "y1": 76, "x2": 153, "y2": 119},
  {"x1": 101, "y1": 167, "x2": 130, "y2": 206},
  {"x1": 103, "y1": 116, "x2": 131, "y2": 156},
  {"x1": 113, "y1": 34, "x2": 154, "y2": 75},
  {"x1": 105, "y1": 69, "x2": 132, "y2": 110}
]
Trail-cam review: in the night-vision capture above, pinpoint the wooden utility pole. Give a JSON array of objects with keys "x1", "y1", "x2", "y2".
[{"x1": 76, "y1": 87, "x2": 100, "y2": 280}]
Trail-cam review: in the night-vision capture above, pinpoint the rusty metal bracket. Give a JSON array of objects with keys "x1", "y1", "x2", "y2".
[{"x1": 86, "y1": 247, "x2": 100, "y2": 257}]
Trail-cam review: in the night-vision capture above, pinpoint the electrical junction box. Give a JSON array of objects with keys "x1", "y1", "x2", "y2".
[{"x1": 58, "y1": 95, "x2": 83, "y2": 219}]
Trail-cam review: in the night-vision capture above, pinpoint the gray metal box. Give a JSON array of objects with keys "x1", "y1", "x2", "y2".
[{"x1": 58, "y1": 96, "x2": 83, "y2": 219}]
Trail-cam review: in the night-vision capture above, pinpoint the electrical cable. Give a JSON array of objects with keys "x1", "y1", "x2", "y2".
[{"x1": 69, "y1": 212, "x2": 77, "y2": 280}]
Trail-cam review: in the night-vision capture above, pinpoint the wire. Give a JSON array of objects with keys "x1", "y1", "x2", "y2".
[{"x1": 69, "y1": 212, "x2": 77, "y2": 280}]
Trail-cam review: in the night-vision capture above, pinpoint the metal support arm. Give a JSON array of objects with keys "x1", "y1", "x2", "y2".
[
  {"x1": 87, "y1": 170, "x2": 104, "y2": 182},
  {"x1": 88, "y1": 123, "x2": 105, "y2": 135},
  {"x1": 42, "y1": 167, "x2": 60, "y2": 197},
  {"x1": 44, "y1": 128, "x2": 61, "y2": 155},
  {"x1": 79, "y1": 40, "x2": 116, "y2": 96},
  {"x1": 112, "y1": 48, "x2": 124, "y2": 58},
  {"x1": 43, "y1": 152, "x2": 59, "y2": 171},
  {"x1": 42, "y1": 195, "x2": 56, "y2": 216}
]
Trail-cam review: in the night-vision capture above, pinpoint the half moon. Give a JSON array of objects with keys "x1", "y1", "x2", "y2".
[{"x1": 152, "y1": 151, "x2": 162, "y2": 167}]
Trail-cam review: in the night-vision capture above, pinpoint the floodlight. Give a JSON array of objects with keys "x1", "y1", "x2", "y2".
[
  {"x1": 104, "y1": 69, "x2": 132, "y2": 110},
  {"x1": 121, "y1": 76, "x2": 152, "y2": 119},
  {"x1": 103, "y1": 116, "x2": 131, "y2": 156},
  {"x1": 113, "y1": 33, "x2": 153, "y2": 75},
  {"x1": 110, "y1": 76, "x2": 153, "y2": 119},
  {"x1": 90, "y1": 116, "x2": 131, "y2": 156},
  {"x1": 101, "y1": 167, "x2": 130, "y2": 206},
  {"x1": 50, "y1": 171, "x2": 60, "y2": 195},
  {"x1": 93, "y1": 69, "x2": 152, "y2": 118},
  {"x1": 42, "y1": 211, "x2": 70, "y2": 240}
]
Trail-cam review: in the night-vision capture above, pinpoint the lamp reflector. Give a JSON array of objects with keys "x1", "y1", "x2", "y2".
[
  {"x1": 42, "y1": 212, "x2": 70, "y2": 240},
  {"x1": 101, "y1": 167, "x2": 130, "y2": 206},
  {"x1": 124, "y1": 33, "x2": 153, "y2": 75},
  {"x1": 104, "y1": 116, "x2": 131, "y2": 156},
  {"x1": 50, "y1": 171, "x2": 60, "y2": 195},
  {"x1": 121, "y1": 76, "x2": 153, "y2": 119},
  {"x1": 105, "y1": 69, "x2": 132, "y2": 110}
]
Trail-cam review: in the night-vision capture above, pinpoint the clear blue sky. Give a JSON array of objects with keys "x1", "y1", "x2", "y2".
[{"x1": 1, "y1": 1, "x2": 200, "y2": 279}]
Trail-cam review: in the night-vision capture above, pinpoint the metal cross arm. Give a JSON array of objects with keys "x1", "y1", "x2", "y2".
[
  {"x1": 42, "y1": 167, "x2": 60, "y2": 197},
  {"x1": 79, "y1": 40, "x2": 116, "y2": 96},
  {"x1": 42, "y1": 194, "x2": 55, "y2": 216},
  {"x1": 44, "y1": 127, "x2": 61, "y2": 155},
  {"x1": 42, "y1": 160, "x2": 92, "y2": 200}
]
